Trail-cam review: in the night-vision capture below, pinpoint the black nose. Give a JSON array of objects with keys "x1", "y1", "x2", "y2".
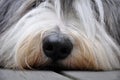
[{"x1": 43, "y1": 34, "x2": 73, "y2": 61}]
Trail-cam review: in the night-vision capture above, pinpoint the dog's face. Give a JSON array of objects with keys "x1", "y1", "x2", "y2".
[
  {"x1": 15, "y1": 0, "x2": 97, "y2": 70},
  {"x1": 0, "y1": 0, "x2": 120, "y2": 70}
]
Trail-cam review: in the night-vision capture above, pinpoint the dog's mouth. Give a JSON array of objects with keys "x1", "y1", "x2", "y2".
[{"x1": 32, "y1": 61, "x2": 67, "y2": 71}]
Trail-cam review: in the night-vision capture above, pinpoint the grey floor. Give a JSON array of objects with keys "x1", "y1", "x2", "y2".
[{"x1": 0, "y1": 69, "x2": 120, "y2": 80}]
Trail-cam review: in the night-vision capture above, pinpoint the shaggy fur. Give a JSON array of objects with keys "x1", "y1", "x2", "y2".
[{"x1": 0, "y1": 0, "x2": 120, "y2": 70}]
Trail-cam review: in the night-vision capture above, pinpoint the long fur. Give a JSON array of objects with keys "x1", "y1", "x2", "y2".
[{"x1": 0, "y1": 0, "x2": 120, "y2": 70}]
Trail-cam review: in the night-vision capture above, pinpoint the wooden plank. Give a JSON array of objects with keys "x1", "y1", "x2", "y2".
[
  {"x1": 63, "y1": 71, "x2": 120, "y2": 80},
  {"x1": 1, "y1": 69, "x2": 120, "y2": 80},
  {"x1": 0, "y1": 69, "x2": 71, "y2": 80}
]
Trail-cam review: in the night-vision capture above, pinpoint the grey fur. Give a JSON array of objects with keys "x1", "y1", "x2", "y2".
[
  {"x1": 60, "y1": 0, "x2": 73, "y2": 13},
  {"x1": 0, "y1": 0, "x2": 120, "y2": 70},
  {"x1": 0, "y1": 0, "x2": 25, "y2": 33},
  {"x1": 0, "y1": 0, "x2": 43, "y2": 33},
  {"x1": 0, "y1": 0, "x2": 120, "y2": 43},
  {"x1": 102, "y1": 0, "x2": 120, "y2": 44},
  {"x1": 91, "y1": 0, "x2": 101, "y2": 22}
]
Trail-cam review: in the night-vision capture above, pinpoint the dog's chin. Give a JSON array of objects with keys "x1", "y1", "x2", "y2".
[
  {"x1": 30, "y1": 61, "x2": 98, "y2": 71},
  {"x1": 31, "y1": 61, "x2": 66, "y2": 71}
]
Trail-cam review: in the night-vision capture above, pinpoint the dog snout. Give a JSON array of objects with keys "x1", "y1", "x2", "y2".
[{"x1": 43, "y1": 34, "x2": 73, "y2": 61}]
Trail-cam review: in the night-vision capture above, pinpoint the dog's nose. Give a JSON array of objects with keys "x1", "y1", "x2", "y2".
[{"x1": 43, "y1": 34, "x2": 73, "y2": 61}]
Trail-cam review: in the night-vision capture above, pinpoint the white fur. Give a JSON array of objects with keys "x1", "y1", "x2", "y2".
[{"x1": 0, "y1": 0, "x2": 120, "y2": 70}]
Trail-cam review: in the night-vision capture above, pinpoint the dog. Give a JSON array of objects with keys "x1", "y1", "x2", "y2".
[{"x1": 0, "y1": 0, "x2": 120, "y2": 70}]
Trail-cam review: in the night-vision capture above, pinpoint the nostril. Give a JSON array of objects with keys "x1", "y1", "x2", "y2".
[
  {"x1": 60, "y1": 47, "x2": 68, "y2": 54},
  {"x1": 44, "y1": 43, "x2": 54, "y2": 52}
]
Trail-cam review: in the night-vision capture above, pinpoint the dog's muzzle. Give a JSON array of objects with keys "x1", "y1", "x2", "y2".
[{"x1": 43, "y1": 33, "x2": 73, "y2": 61}]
